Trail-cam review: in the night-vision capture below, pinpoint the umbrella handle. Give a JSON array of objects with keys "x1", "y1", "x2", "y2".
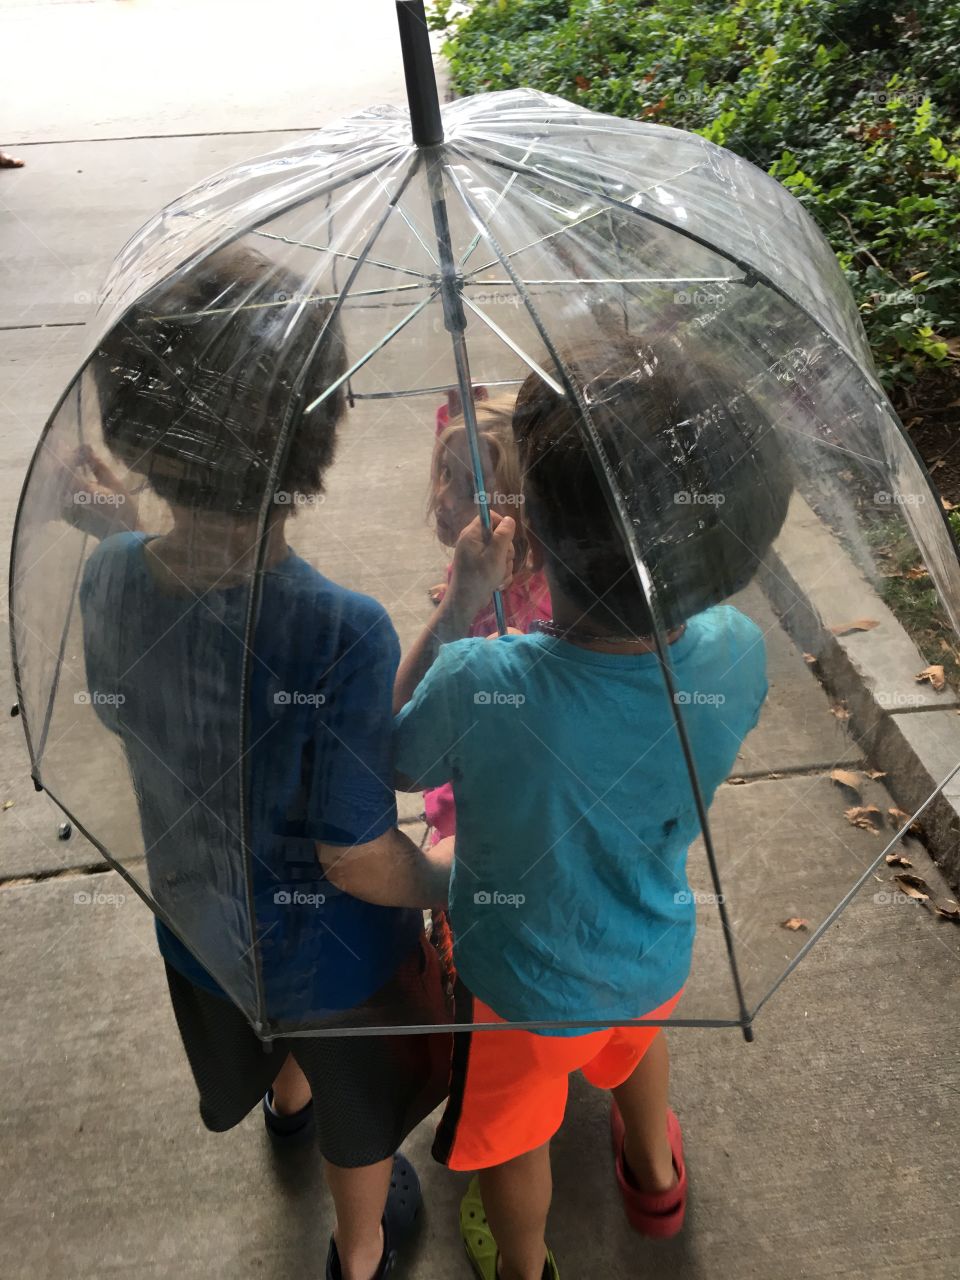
[{"x1": 396, "y1": 0, "x2": 444, "y2": 147}]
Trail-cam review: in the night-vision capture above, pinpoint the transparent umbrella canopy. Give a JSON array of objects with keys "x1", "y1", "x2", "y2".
[{"x1": 10, "y1": 1, "x2": 960, "y2": 1040}]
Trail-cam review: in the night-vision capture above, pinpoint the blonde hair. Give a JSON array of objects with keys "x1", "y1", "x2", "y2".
[{"x1": 428, "y1": 394, "x2": 529, "y2": 570}]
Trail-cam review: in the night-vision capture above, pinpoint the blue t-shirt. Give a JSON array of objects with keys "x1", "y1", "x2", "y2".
[
  {"x1": 394, "y1": 608, "x2": 766, "y2": 1031},
  {"x1": 80, "y1": 532, "x2": 421, "y2": 1025}
]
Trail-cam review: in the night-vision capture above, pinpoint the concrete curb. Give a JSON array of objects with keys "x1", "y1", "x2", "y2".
[{"x1": 760, "y1": 493, "x2": 960, "y2": 890}]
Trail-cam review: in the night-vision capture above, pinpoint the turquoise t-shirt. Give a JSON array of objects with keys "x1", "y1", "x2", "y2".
[{"x1": 394, "y1": 607, "x2": 767, "y2": 1031}]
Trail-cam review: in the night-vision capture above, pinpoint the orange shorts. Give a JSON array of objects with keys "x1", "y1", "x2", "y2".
[{"x1": 432, "y1": 985, "x2": 684, "y2": 1171}]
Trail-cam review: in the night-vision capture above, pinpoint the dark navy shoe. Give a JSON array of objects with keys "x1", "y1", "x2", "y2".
[{"x1": 262, "y1": 1090, "x2": 315, "y2": 1144}]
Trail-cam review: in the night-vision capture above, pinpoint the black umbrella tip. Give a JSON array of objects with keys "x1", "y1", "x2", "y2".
[{"x1": 396, "y1": 0, "x2": 444, "y2": 147}]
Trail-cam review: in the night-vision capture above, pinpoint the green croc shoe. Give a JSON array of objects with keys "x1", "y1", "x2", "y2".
[{"x1": 459, "y1": 1177, "x2": 560, "y2": 1279}]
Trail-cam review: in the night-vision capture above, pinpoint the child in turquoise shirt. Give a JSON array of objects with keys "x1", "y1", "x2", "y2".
[{"x1": 394, "y1": 335, "x2": 792, "y2": 1280}]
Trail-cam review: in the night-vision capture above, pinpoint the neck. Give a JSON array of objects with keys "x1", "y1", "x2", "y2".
[
  {"x1": 547, "y1": 594, "x2": 684, "y2": 654},
  {"x1": 148, "y1": 508, "x2": 290, "y2": 587}
]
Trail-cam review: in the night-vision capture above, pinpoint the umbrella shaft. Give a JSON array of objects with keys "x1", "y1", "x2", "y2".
[
  {"x1": 396, "y1": 0, "x2": 443, "y2": 147},
  {"x1": 424, "y1": 151, "x2": 507, "y2": 636}
]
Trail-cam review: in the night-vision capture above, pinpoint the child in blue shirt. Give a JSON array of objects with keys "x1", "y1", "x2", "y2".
[
  {"x1": 76, "y1": 243, "x2": 452, "y2": 1280},
  {"x1": 393, "y1": 336, "x2": 792, "y2": 1280}
]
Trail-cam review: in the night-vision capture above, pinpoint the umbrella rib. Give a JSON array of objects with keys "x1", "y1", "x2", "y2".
[
  {"x1": 154, "y1": 280, "x2": 432, "y2": 322},
  {"x1": 457, "y1": 136, "x2": 541, "y2": 272},
  {"x1": 460, "y1": 295, "x2": 563, "y2": 394},
  {"x1": 463, "y1": 200, "x2": 617, "y2": 279},
  {"x1": 303, "y1": 288, "x2": 440, "y2": 415},
  {"x1": 346, "y1": 378, "x2": 524, "y2": 401},
  {"x1": 445, "y1": 158, "x2": 756, "y2": 1036},
  {"x1": 464, "y1": 276, "x2": 740, "y2": 287},
  {"x1": 253, "y1": 227, "x2": 435, "y2": 281},
  {"x1": 374, "y1": 170, "x2": 439, "y2": 268}
]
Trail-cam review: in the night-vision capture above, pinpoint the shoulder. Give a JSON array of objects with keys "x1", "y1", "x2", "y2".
[
  {"x1": 272, "y1": 557, "x2": 399, "y2": 658},
  {"x1": 689, "y1": 605, "x2": 763, "y2": 651},
  {"x1": 440, "y1": 632, "x2": 536, "y2": 675},
  {"x1": 687, "y1": 605, "x2": 767, "y2": 695},
  {"x1": 81, "y1": 532, "x2": 148, "y2": 594},
  {"x1": 87, "y1": 530, "x2": 149, "y2": 565}
]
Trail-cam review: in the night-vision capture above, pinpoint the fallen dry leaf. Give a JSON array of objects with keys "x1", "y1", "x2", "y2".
[
  {"x1": 885, "y1": 852, "x2": 913, "y2": 868},
  {"x1": 865, "y1": 769, "x2": 888, "y2": 780},
  {"x1": 931, "y1": 899, "x2": 960, "y2": 921},
  {"x1": 781, "y1": 917, "x2": 810, "y2": 931},
  {"x1": 845, "y1": 804, "x2": 884, "y2": 834},
  {"x1": 831, "y1": 704, "x2": 852, "y2": 722},
  {"x1": 829, "y1": 619, "x2": 879, "y2": 636},
  {"x1": 915, "y1": 664, "x2": 946, "y2": 692},
  {"x1": 903, "y1": 566, "x2": 929, "y2": 580},
  {"x1": 727, "y1": 776, "x2": 747, "y2": 786},
  {"x1": 894, "y1": 873, "x2": 931, "y2": 901},
  {"x1": 1, "y1": 800, "x2": 13, "y2": 811},
  {"x1": 888, "y1": 807, "x2": 922, "y2": 836},
  {"x1": 803, "y1": 652, "x2": 817, "y2": 665},
  {"x1": 831, "y1": 768, "x2": 862, "y2": 797},
  {"x1": 942, "y1": 496, "x2": 957, "y2": 513}
]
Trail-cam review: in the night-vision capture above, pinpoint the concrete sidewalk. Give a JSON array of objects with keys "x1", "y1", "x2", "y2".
[{"x1": 1, "y1": 3, "x2": 958, "y2": 1277}]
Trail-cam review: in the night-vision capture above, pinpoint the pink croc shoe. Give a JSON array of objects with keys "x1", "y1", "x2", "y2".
[{"x1": 610, "y1": 1104, "x2": 687, "y2": 1238}]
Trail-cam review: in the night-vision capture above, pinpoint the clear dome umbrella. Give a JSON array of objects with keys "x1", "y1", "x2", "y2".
[{"x1": 9, "y1": 0, "x2": 960, "y2": 1040}]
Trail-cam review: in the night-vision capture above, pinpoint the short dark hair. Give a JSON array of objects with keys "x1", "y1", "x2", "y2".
[
  {"x1": 513, "y1": 336, "x2": 793, "y2": 634},
  {"x1": 93, "y1": 242, "x2": 347, "y2": 516}
]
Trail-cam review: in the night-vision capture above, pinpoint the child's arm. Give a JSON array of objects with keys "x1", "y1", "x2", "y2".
[
  {"x1": 317, "y1": 832, "x2": 453, "y2": 909},
  {"x1": 393, "y1": 512, "x2": 515, "y2": 714}
]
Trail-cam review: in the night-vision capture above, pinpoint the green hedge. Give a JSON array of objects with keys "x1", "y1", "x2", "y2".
[{"x1": 431, "y1": 0, "x2": 960, "y2": 390}]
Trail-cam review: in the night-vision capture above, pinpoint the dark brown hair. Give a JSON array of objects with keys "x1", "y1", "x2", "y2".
[
  {"x1": 93, "y1": 242, "x2": 347, "y2": 516},
  {"x1": 513, "y1": 336, "x2": 793, "y2": 634}
]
